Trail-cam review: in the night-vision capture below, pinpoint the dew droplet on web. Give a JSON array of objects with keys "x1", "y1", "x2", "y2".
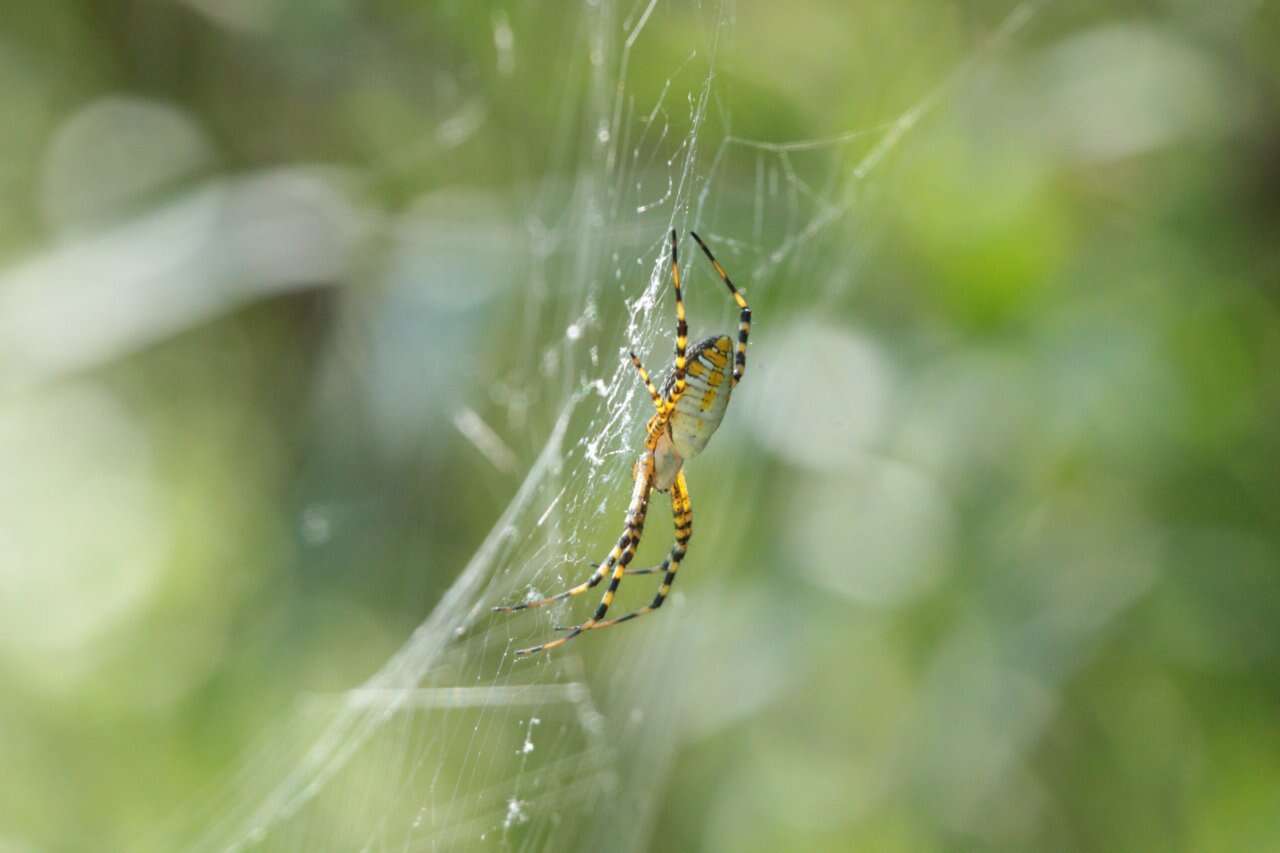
[{"x1": 503, "y1": 798, "x2": 529, "y2": 828}]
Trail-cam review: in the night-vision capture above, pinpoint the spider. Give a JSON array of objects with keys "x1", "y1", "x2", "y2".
[{"x1": 495, "y1": 229, "x2": 751, "y2": 656}]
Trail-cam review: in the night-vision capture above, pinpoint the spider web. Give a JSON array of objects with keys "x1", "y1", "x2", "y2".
[{"x1": 147, "y1": 2, "x2": 1047, "y2": 850}]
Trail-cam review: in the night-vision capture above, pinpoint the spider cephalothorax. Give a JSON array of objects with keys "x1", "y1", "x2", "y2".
[{"x1": 495, "y1": 229, "x2": 751, "y2": 655}]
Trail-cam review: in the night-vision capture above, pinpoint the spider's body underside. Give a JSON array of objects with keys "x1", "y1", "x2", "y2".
[
  {"x1": 495, "y1": 230, "x2": 750, "y2": 655},
  {"x1": 650, "y1": 334, "x2": 733, "y2": 491}
]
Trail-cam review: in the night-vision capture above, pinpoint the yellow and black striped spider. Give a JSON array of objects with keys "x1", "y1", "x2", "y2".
[{"x1": 495, "y1": 230, "x2": 751, "y2": 656}]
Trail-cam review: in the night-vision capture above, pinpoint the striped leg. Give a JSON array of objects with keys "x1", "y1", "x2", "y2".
[
  {"x1": 584, "y1": 469, "x2": 691, "y2": 632},
  {"x1": 689, "y1": 231, "x2": 751, "y2": 386},
  {"x1": 491, "y1": 534, "x2": 629, "y2": 613},
  {"x1": 664, "y1": 228, "x2": 690, "y2": 413},
  {"x1": 629, "y1": 351, "x2": 662, "y2": 411},
  {"x1": 494, "y1": 471, "x2": 649, "y2": 615},
  {"x1": 514, "y1": 470, "x2": 653, "y2": 655}
]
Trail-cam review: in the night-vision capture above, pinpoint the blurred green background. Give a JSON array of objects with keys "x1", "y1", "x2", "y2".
[{"x1": 3, "y1": 1, "x2": 1280, "y2": 851}]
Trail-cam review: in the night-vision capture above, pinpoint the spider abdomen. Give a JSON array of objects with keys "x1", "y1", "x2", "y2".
[{"x1": 665, "y1": 334, "x2": 734, "y2": 459}]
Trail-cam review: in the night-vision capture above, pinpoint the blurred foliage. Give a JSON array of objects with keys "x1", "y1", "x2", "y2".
[{"x1": 2, "y1": 0, "x2": 1280, "y2": 851}]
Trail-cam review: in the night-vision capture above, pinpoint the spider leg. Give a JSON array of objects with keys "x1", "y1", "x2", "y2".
[
  {"x1": 574, "y1": 559, "x2": 657, "y2": 576},
  {"x1": 495, "y1": 465, "x2": 653, "y2": 615},
  {"x1": 624, "y1": 562, "x2": 666, "y2": 576},
  {"x1": 663, "y1": 228, "x2": 690, "y2": 414},
  {"x1": 581, "y1": 555, "x2": 655, "y2": 573},
  {"x1": 491, "y1": 533, "x2": 630, "y2": 613},
  {"x1": 629, "y1": 351, "x2": 662, "y2": 411},
  {"x1": 514, "y1": 469, "x2": 653, "y2": 655},
  {"x1": 690, "y1": 231, "x2": 751, "y2": 386},
  {"x1": 577, "y1": 557, "x2": 655, "y2": 576},
  {"x1": 584, "y1": 469, "x2": 691, "y2": 632}
]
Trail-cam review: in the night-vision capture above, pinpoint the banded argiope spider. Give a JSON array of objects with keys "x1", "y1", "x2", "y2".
[{"x1": 495, "y1": 230, "x2": 751, "y2": 655}]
